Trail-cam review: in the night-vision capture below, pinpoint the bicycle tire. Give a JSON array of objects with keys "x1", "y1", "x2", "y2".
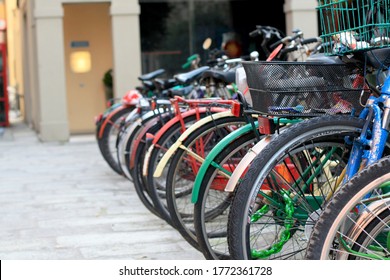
[
  {"x1": 145, "y1": 112, "x2": 210, "y2": 225},
  {"x1": 166, "y1": 115, "x2": 248, "y2": 250},
  {"x1": 194, "y1": 130, "x2": 257, "y2": 259},
  {"x1": 227, "y1": 115, "x2": 365, "y2": 260},
  {"x1": 306, "y1": 155, "x2": 390, "y2": 260},
  {"x1": 130, "y1": 113, "x2": 173, "y2": 219},
  {"x1": 97, "y1": 106, "x2": 134, "y2": 175}
]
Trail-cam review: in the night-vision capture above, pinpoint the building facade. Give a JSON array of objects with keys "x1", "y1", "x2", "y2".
[{"x1": 4, "y1": 0, "x2": 317, "y2": 141}]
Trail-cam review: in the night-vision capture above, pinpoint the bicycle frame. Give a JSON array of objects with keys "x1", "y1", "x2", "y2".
[
  {"x1": 96, "y1": 103, "x2": 128, "y2": 139},
  {"x1": 153, "y1": 110, "x2": 241, "y2": 178},
  {"x1": 190, "y1": 122, "x2": 259, "y2": 203},
  {"x1": 344, "y1": 92, "x2": 390, "y2": 182},
  {"x1": 142, "y1": 107, "x2": 227, "y2": 177},
  {"x1": 191, "y1": 118, "x2": 304, "y2": 203}
]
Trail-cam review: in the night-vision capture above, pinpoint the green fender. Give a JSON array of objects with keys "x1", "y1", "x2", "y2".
[{"x1": 191, "y1": 122, "x2": 258, "y2": 203}]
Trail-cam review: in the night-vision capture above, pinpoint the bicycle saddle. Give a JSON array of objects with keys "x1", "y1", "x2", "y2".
[
  {"x1": 174, "y1": 66, "x2": 210, "y2": 84},
  {"x1": 154, "y1": 78, "x2": 177, "y2": 90},
  {"x1": 201, "y1": 68, "x2": 236, "y2": 84},
  {"x1": 138, "y1": 69, "x2": 166, "y2": 81},
  {"x1": 167, "y1": 85, "x2": 194, "y2": 97}
]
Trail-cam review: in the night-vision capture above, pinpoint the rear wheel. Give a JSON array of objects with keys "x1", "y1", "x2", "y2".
[
  {"x1": 130, "y1": 114, "x2": 172, "y2": 219},
  {"x1": 227, "y1": 115, "x2": 365, "y2": 260},
  {"x1": 306, "y1": 156, "x2": 390, "y2": 260},
  {"x1": 166, "y1": 116, "x2": 248, "y2": 250},
  {"x1": 97, "y1": 106, "x2": 134, "y2": 175},
  {"x1": 194, "y1": 130, "x2": 257, "y2": 259},
  {"x1": 146, "y1": 113, "x2": 209, "y2": 225}
]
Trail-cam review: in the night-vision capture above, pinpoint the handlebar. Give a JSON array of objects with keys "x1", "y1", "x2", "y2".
[
  {"x1": 278, "y1": 37, "x2": 322, "y2": 55},
  {"x1": 269, "y1": 30, "x2": 304, "y2": 50},
  {"x1": 249, "y1": 25, "x2": 285, "y2": 40}
]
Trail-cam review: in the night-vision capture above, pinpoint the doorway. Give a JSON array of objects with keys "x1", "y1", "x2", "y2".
[{"x1": 63, "y1": 3, "x2": 113, "y2": 134}]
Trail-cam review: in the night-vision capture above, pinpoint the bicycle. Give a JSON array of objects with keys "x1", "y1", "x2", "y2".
[
  {"x1": 95, "y1": 68, "x2": 166, "y2": 175},
  {"x1": 96, "y1": 53, "x2": 205, "y2": 176},
  {"x1": 190, "y1": 37, "x2": 334, "y2": 259},
  {"x1": 152, "y1": 29, "x2": 326, "y2": 256},
  {"x1": 306, "y1": 155, "x2": 390, "y2": 259},
  {"x1": 227, "y1": 0, "x2": 390, "y2": 260},
  {"x1": 303, "y1": 0, "x2": 390, "y2": 260},
  {"x1": 117, "y1": 58, "x2": 243, "y2": 219}
]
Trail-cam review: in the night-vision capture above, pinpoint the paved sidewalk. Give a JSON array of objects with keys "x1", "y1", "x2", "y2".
[{"x1": 0, "y1": 121, "x2": 203, "y2": 260}]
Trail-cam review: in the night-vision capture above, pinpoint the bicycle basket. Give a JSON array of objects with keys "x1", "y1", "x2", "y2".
[
  {"x1": 318, "y1": 0, "x2": 390, "y2": 54},
  {"x1": 242, "y1": 61, "x2": 369, "y2": 117}
]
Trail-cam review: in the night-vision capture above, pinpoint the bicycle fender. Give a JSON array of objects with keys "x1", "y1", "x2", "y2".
[
  {"x1": 153, "y1": 111, "x2": 235, "y2": 178},
  {"x1": 345, "y1": 197, "x2": 390, "y2": 250},
  {"x1": 191, "y1": 122, "x2": 258, "y2": 203},
  {"x1": 224, "y1": 135, "x2": 275, "y2": 192},
  {"x1": 142, "y1": 107, "x2": 227, "y2": 177},
  {"x1": 97, "y1": 104, "x2": 127, "y2": 139},
  {"x1": 129, "y1": 116, "x2": 164, "y2": 170},
  {"x1": 117, "y1": 119, "x2": 142, "y2": 180},
  {"x1": 142, "y1": 143, "x2": 156, "y2": 177}
]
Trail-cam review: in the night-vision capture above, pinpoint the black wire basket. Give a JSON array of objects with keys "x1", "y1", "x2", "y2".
[{"x1": 242, "y1": 61, "x2": 370, "y2": 117}]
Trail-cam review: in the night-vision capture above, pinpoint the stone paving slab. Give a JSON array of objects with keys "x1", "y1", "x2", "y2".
[{"x1": 0, "y1": 121, "x2": 203, "y2": 260}]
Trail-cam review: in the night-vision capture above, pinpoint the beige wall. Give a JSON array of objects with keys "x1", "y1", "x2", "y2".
[{"x1": 63, "y1": 3, "x2": 112, "y2": 134}]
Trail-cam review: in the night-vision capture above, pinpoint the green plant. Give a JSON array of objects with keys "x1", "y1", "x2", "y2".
[{"x1": 103, "y1": 69, "x2": 113, "y2": 89}]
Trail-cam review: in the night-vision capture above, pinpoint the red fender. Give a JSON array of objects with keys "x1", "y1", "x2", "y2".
[{"x1": 97, "y1": 104, "x2": 128, "y2": 139}]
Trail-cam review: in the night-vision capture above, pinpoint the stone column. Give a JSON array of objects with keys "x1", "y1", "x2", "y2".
[
  {"x1": 284, "y1": 0, "x2": 318, "y2": 38},
  {"x1": 34, "y1": 0, "x2": 69, "y2": 141},
  {"x1": 110, "y1": 0, "x2": 142, "y2": 98}
]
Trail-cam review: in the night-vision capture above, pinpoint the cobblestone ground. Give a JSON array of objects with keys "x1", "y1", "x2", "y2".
[{"x1": 0, "y1": 121, "x2": 203, "y2": 260}]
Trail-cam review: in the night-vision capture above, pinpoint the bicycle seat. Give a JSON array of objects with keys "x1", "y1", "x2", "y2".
[
  {"x1": 154, "y1": 78, "x2": 177, "y2": 90},
  {"x1": 142, "y1": 80, "x2": 155, "y2": 90},
  {"x1": 167, "y1": 85, "x2": 194, "y2": 97},
  {"x1": 138, "y1": 69, "x2": 165, "y2": 81},
  {"x1": 174, "y1": 66, "x2": 210, "y2": 84},
  {"x1": 201, "y1": 69, "x2": 236, "y2": 84}
]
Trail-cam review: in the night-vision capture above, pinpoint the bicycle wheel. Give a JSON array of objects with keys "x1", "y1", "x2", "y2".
[
  {"x1": 194, "y1": 129, "x2": 257, "y2": 259},
  {"x1": 97, "y1": 106, "x2": 134, "y2": 175},
  {"x1": 306, "y1": 156, "x2": 390, "y2": 260},
  {"x1": 145, "y1": 112, "x2": 210, "y2": 225},
  {"x1": 227, "y1": 115, "x2": 365, "y2": 260},
  {"x1": 130, "y1": 113, "x2": 172, "y2": 219},
  {"x1": 166, "y1": 115, "x2": 248, "y2": 250}
]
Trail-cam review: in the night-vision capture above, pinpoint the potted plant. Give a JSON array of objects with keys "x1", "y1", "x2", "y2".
[{"x1": 102, "y1": 69, "x2": 114, "y2": 103}]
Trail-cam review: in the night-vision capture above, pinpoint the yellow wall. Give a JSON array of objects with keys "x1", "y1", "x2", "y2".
[
  {"x1": 0, "y1": 2, "x2": 5, "y2": 19},
  {"x1": 63, "y1": 3, "x2": 113, "y2": 134}
]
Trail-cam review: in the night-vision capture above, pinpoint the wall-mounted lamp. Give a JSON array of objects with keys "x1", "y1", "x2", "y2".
[{"x1": 70, "y1": 51, "x2": 91, "y2": 73}]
